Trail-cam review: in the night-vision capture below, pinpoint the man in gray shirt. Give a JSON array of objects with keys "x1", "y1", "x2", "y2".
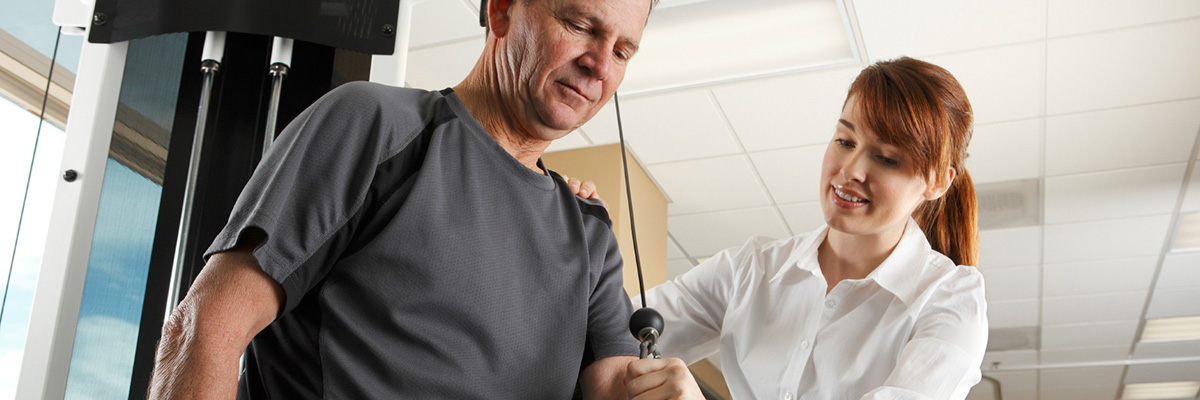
[{"x1": 148, "y1": 0, "x2": 656, "y2": 398}]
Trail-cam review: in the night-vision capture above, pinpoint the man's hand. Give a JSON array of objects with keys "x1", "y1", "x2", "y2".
[
  {"x1": 626, "y1": 357, "x2": 706, "y2": 400},
  {"x1": 560, "y1": 174, "x2": 608, "y2": 210}
]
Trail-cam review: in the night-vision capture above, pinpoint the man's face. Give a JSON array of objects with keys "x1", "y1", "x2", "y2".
[{"x1": 494, "y1": 0, "x2": 651, "y2": 141}]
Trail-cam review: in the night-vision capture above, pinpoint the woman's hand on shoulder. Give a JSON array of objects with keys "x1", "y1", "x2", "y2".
[{"x1": 560, "y1": 174, "x2": 608, "y2": 210}]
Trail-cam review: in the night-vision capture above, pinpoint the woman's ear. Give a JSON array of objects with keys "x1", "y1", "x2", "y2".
[
  {"x1": 487, "y1": 0, "x2": 517, "y2": 38},
  {"x1": 924, "y1": 166, "x2": 957, "y2": 200}
]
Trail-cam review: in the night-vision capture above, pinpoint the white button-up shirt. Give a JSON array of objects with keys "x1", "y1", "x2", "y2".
[{"x1": 639, "y1": 220, "x2": 987, "y2": 400}]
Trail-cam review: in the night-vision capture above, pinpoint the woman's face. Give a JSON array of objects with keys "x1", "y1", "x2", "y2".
[{"x1": 819, "y1": 96, "x2": 946, "y2": 239}]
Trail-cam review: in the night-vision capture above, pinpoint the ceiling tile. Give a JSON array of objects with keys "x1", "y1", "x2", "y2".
[
  {"x1": 544, "y1": 131, "x2": 592, "y2": 153},
  {"x1": 976, "y1": 371, "x2": 1037, "y2": 400},
  {"x1": 1043, "y1": 257, "x2": 1158, "y2": 298},
  {"x1": 668, "y1": 207, "x2": 791, "y2": 257},
  {"x1": 1125, "y1": 361, "x2": 1200, "y2": 384},
  {"x1": 1039, "y1": 366, "x2": 1126, "y2": 389},
  {"x1": 749, "y1": 144, "x2": 826, "y2": 204},
  {"x1": 982, "y1": 350, "x2": 1038, "y2": 369},
  {"x1": 1157, "y1": 252, "x2": 1200, "y2": 291},
  {"x1": 1133, "y1": 341, "x2": 1200, "y2": 360},
  {"x1": 1048, "y1": 0, "x2": 1200, "y2": 37},
  {"x1": 667, "y1": 258, "x2": 695, "y2": 280},
  {"x1": 1146, "y1": 288, "x2": 1200, "y2": 319},
  {"x1": 712, "y1": 66, "x2": 861, "y2": 152},
  {"x1": 1041, "y1": 320, "x2": 1139, "y2": 350},
  {"x1": 853, "y1": 0, "x2": 1047, "y2": 60},
  {"x1": 1047, "y1": 19, "x2": 1200, "y2": 114},
  {"x1": 988, "y1": 299, "x2": 1039, "y2": 329},
  {"x1": 1184, "y1": 164, "x2": 1200, "y2": 213},
  {"x1": 648, "y1": 155, "x2": 772, "y2": 215},
  {"x1": 1040, "y1": 346, "x2": 1131, "y2": 365},
  {"x1": 1039, "y1": 384, "x2": 1120, "y2": 400},
  {"x1": 405, "y1": 39, "x2": 485, "y2": 90},
  {"x1": 1045, "y1": 164, "x2": 1188, "y2": 224},
  {"x1": 924, "y1": 43, "x2": 1046, "y2": 125},
  {"x1": 1042, "y1": 291, "x2": 1149, "y2": 325},
  {"x1": 966, "y1": 119, "x2": 1043, "y2": 184},
  {"x1": 1045, "y1": 99, "x2": 1200, "y2": 176},
  {"x1": 622, "y1": 0, "x2": 854, "y2": 95},
  {"x1": 1043, "y1": 215, "x2": 1172, "y2": 264},
  {"x1": 980, "y1": 227, "x2": 1042, "y2": 269},
  {"x1": 778, "y1": 201, "x2": 824, "y2": 237},
  {"x1": 409, "y1": 0, "x2": 482, "y2": 49},
  {"x1": 606, "y1": 90, "x2": 743, "y2": 164},
  {"x1": 666, "y1": 237, "x2": 687, "y2": 259},
  {"x1": 982, "y1": 265, "x2": 1040, "y2": 302},
  {"x1": 578, "y1": 100, "x2": 619, "y2": 145}
]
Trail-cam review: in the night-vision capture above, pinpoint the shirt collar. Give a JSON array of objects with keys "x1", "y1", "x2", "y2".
[
  {"x1": 771, "y1": 224, "x2": 828, "y2": 283},
  {"x1": 771, "y1": 218, "x2": 932, "y2": 306},
  {"x1": 866, "y1": 219, "x2": 933, "y2": 306}
]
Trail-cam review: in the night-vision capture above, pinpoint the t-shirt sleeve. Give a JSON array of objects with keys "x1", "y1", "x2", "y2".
[
  {"x1": 580, "y1": 208, "x2": 641, "y2": 363},
  {"x1": 204, "y1": 82, "x2": 425, "y2": 314}
]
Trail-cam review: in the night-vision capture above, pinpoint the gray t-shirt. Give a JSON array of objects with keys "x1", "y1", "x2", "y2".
[{"x1": 205, "y1": 82, "x2": 638, "y2": 399}]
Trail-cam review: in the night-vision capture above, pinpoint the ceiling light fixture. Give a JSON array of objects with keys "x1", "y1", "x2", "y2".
[
  {"x1": 1140, "y1": 315, "x2": 1200, "y2": 343},
  {"x1": 1171, "y1": 212, "x2": 1200, "y2": 252},
  {"x1": 1121, "y1": 381, "x2": 1200, "y2": 400}
]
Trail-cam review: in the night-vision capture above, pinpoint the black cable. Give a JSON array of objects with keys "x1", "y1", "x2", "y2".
[
  {"x1": 614, "y1": 93, "x2": 647, "y2": 309},
  {"x1": 1, "y1": 26, "x2": 62, "y2": 326}
]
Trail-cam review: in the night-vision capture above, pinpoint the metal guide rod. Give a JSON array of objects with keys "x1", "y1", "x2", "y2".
[
  {"x1": 263, "y1": 37, "x2": 293, "y2": 154},
  {"x1": 165, "y1": 31, "x2": 225, "y2": 317}
]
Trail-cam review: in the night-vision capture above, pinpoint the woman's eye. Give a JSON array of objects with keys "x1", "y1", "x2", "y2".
[
  {"x1": 876, "y1": 155, "x2": 900, "y2": 167},
  {"x1": 835, "y1": 139, "x2": 854, "y2": 148}
]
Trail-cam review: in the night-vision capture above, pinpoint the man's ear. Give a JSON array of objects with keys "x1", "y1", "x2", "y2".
[
  {"x1": 924, "y1": 166, "x2": 956, "y2": 200},
  {"x1": 487, "y1": 0, "x2": 517, "y2": 38}
]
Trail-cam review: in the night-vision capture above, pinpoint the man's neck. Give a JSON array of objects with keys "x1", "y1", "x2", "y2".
[{"x1": 453, "y1": 69, "x2": 555, "y2": 175}]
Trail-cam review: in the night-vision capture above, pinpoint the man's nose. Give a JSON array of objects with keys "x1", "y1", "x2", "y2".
[{"x1": 578, "y1": 43, "x2": 613, "y2": 81}]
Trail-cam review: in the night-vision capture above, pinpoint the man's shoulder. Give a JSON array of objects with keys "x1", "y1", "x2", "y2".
[
  {"x1": 575, "y1": 195, "x2": 611, "y2": 228},
  {"x1": 325, "y1": 82, "x2": 440, "y2": 110},
  {"x1": 544, "y1": 170, "x2": 613, "y2": 229}
]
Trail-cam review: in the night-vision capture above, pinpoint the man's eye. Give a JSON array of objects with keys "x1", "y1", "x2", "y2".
[{"x1": 566, "y1": 20, "x2": 588, "y2": 33}]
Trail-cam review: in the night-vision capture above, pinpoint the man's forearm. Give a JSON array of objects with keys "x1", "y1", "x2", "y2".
[{"x1": 147, "y1": 309, "x2": 243, "y2": 400}]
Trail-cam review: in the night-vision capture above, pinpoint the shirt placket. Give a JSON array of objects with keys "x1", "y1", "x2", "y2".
[{"x1": 781, "y1": 271, "x2": 829, "y2": 400}]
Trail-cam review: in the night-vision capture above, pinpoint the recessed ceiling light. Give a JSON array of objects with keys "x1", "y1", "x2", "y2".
[
  {"x1": 1171, "y1": 212, "x2": 1200, "y2": 252},
  {"x1": 1141, "y1": 316, "x2": 1200, "y2": 343},
  {"x1": 1121, "y1": 381, "x2": 1200, "y2": 400}
]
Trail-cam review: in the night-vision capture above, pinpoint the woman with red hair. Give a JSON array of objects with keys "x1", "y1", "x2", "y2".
[{"x1": 627, "y1": 57, "x2": 987, "y2": 400}]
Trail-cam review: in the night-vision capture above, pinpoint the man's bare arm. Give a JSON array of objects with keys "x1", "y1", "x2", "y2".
[{"x1": 148, "y1": 238, "x2": 283, "y2": 399}]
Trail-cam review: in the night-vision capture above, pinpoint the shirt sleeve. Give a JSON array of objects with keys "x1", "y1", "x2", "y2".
[
  {"x1": 641, "y1": 239, "x2": 755, "y2": 365},
  {"x1": 204, "y1": 82, "x2": 424, "y2": 314},
  {"x1": 861, "y1": 267, "x2": 988, "y2": 400}
]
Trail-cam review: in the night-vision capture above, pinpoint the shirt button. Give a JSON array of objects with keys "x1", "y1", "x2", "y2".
[
  {"x1": 800, "y1": 340, "x2": 810, "y2": 349},
  {"x1": 784, "y1": 393, "x2": 794, "y2": 400},
  {"x1": 826, "y1": 299, "x2": 837, "y2": 308}
]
